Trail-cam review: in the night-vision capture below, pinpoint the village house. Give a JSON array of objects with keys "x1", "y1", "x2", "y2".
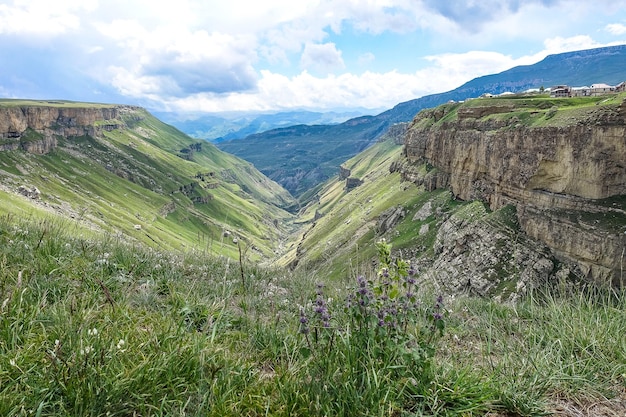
[
  {"x1": 550, "y1": 82, "x2": 625, "y2": 97},
  {"x1": 589, "y1": 83, "x2": 614, "y2": 95},
  {"x1": 549, "y1": 85, "x2": 571, "y2": 97},
  {"x1": 571, "y1": 86, "x2": 591, "y2": 97}
]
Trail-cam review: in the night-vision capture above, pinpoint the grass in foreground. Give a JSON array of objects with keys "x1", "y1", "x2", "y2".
[{"x1": 1, "y1": 215, "x2": 624, "y2": 416}]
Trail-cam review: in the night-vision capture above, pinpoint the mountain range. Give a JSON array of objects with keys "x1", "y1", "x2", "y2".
[
  {"x1": 216, "y1": 44, "x2": 626, "y2": 198},
  {"x1": 156, "y1": 109, "x2": 370, "y2": 142}
]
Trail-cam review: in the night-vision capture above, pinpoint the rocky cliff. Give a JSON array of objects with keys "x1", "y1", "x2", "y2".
[
  {"x1": 0, "y1": 102, "x2": 139, "y2": 154},
  {"x1": 396, "y1": 96, "x2": 626, "y2": 286}
]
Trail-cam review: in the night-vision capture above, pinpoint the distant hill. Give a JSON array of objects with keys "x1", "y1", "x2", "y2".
[
  {"x1": 157, "y1": 109, "x2": 369, "y2": 142},
  {"x1": 218, "y1": 44, "x2": 626, "y2": 197}
]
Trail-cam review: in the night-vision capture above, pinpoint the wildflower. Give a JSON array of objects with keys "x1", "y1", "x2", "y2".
[
  {"x1": 315, "y1": 282, "x2": 324, "y2": 295},
  {"x1": 299, "y1": 308, "x2": 310, "y2": 335},
  {"x1": 80, "y1": 346, "x2": 93, "y2": 355},
  {"x1": 345, "y1": 293, "x2": 355, "y2": 309},
  {"x1": 436, "y1": 295, "x2": 444, "y2": 307},
  {"x1": 116, "y1": 339, "x2": 125, "y2": 349},
  {"x1": 9, "y1": 359, "x2": 16, "y2": 367},
  {"x1": 87, "y1": 328, "x2": 98, "y2": 336}
]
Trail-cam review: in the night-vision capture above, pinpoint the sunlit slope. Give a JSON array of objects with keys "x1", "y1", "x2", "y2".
[
  {"x1": 0, "y1": 101, "x2": 295, "y2": 260},
  {"x1": 278, "y1": 138, "x2": 433, "y2": 276}
]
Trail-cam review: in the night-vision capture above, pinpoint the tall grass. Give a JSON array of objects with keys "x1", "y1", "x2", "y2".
[{"x1": 1, "y1": 215, "x2": 624, "y2": 416}]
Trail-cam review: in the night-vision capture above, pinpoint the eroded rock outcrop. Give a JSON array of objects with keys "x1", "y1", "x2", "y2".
[
  {"x1": 339, "y1": 165, "x2": 351, "y2": 180},
  {"x1": 0, "y1": 104, "x2": 140, "y2": 154},
  {"x1": 345, "y1": 177, "x2": 363, "y2": 191},
  {"x1": 399, "y1": 100, "x2": 626, "y2": 285},
  {"x1": 417, "y1": 202, "x2": 558, "y2": 301}
]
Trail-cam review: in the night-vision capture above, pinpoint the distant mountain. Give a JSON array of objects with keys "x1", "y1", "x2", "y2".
[
  {"x1": 218, "y1": 44, "x2": 626, "y2": 197},
  {"x1": 157, "y1": 109, "x2": 370, "y2": 142}
]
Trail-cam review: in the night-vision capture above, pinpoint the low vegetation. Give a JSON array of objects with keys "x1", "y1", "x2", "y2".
[{"x1": 1, "y1": 215, "x2": 624, "y2": 416}]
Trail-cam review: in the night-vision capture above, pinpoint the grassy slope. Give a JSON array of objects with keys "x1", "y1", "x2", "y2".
[
  {"x1": 0, "y1": 102, "x2": 295, "y2": 260},
  {"x1": 430, "y1": 92, "x2": 626, "y2": 127},
  {"x1": 278, "y1": 137, "x2": 470, "y2": 280},
  {"x1": 217, "y1": 117, "x2": 388, "y2": 197},
  {"x1": 0, "y1": 215, "x2": 623, "y2": 416},
  {"x1": 282, "y1": 93, "x2": 626, "y2": 287}
]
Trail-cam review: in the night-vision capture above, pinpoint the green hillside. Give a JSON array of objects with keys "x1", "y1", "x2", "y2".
[
  {"x1": 0, "y1": 101, "x2": 295, "y2": 261},
  {"x1": 278, "y1": 136, "x2": 440, "y2": 277},
  {"x1": 281, "y1": 92, "x2": 626, "y2": 296},
  {"x1": 218, "y1": 116, "x2": 384, "y2": 196},
  {"x1": 216, "y1": 44, "x2": 626, "y2": 199}
]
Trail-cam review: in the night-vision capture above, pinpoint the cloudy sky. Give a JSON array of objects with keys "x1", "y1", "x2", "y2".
[{"x1": 1, "y1": 0, "x2": 626, "y2": 114}]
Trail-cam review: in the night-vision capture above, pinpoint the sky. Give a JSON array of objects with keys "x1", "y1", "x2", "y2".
[{"x1": 1, "y1": 0, "x2": 626, "y2": 114}]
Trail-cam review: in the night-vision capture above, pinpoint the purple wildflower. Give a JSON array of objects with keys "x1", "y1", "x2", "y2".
[
  {"x1": 299, "y1": 308, "x2": 310, "y2": 334},
  {"x1": 316, "y1": 282, "x2": 325, "y2": 295}
]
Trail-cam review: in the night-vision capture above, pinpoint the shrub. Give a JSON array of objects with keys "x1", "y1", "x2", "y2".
[{"x1": 545, "y1": 105, "x2": 558, "y2": 119}]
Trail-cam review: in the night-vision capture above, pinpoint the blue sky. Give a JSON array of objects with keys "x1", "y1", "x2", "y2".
[{"x1": 1, "y1": 0, "x2": 626, "y2": 114}]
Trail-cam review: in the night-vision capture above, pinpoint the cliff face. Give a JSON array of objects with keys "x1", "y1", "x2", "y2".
[
  {"x1": 0, "y1": 104, "x2": 136, "y2": 154},
  {"x1": 399, "y1": 99, "x2": 626, "y2": 285}
]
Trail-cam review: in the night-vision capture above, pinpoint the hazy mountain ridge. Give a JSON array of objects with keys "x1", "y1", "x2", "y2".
[
  {"x1": 219, "y1": 44, "x2": 626, "y2": 197},
  {"x1": 157, "y1": 109, "x2": 369, "y2": 142}
]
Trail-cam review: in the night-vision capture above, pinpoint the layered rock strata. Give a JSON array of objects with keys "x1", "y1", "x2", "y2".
[
  {"x1": 398, "y1": 101, "x2": 626, "y2": 285},
  {"x1": 0, "y1": 104, "x2": 139, "y2": 154}
]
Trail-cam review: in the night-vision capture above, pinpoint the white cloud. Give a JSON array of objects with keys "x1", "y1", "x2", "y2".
[
  {"x1": 95, "y1": 20, "x2": 259, "y2": 97},
  {"x1": 424, "y1": 51, "x2": 517, "y2": 82},
  {"x1": 300, "y1": 43, "x2": 345, "y2": 73},
  {"x1": 2, "y1": 0, "x2": 626, "y2": 115},
  {"x1": 542, "y1": 35, "x2": 606, "y2": 54},
  {"x1": 605, "y1": 23, "x2": 626, "y2": 35},
  {"x1": 153, "y1": 33, "x2": 626, "y2": 113},
  {"x1": 0, "y1": 0, "x2": 96, "y2": 36}
]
